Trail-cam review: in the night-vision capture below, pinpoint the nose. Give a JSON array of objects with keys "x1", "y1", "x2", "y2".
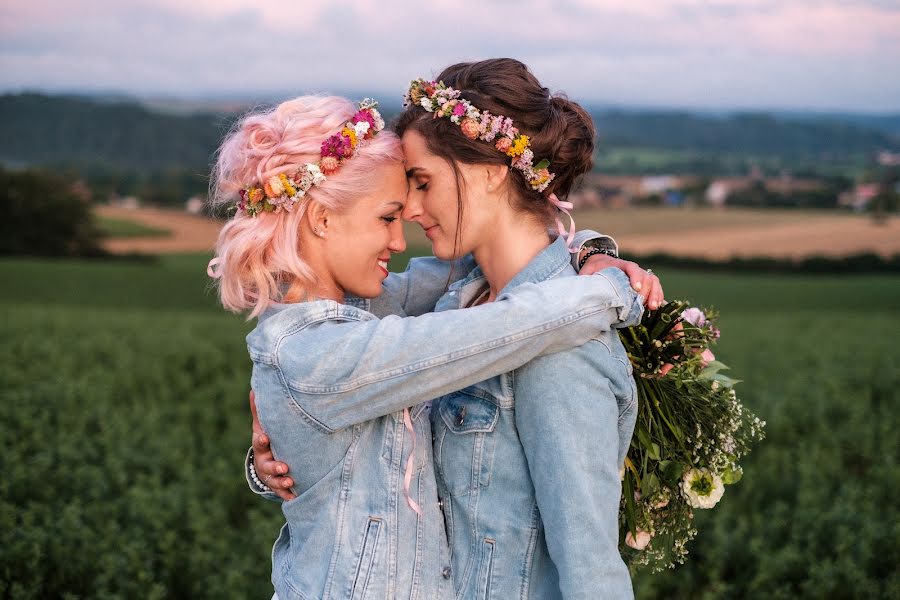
[
  {"x1": 388, "y1": 220, "x2": 407, "y2": 254},
  {"x1": 401, "y1": 189, "x2": 422, "y2": 222}
]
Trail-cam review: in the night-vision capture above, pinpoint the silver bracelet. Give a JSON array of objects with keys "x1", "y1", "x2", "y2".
[{"x1": 248, "y1": 449, "x2": 272, "y2": 493}]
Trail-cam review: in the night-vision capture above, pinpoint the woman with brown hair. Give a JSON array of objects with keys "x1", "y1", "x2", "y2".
[{"x1": 253, "y1": 59, "x2": 662, "y2": 599}]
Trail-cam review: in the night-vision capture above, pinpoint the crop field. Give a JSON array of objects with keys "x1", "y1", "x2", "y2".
[
  {"x1": 92, "y1": 207, "x2": 900, "y2": 261},
  {"x1": 1, "y1": 254, "x2": 898, "y2": 598}
]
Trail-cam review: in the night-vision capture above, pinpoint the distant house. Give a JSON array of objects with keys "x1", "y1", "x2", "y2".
[
  {"x1": 110, "y1": 195, "x2": 141, "y2": 210},
  {"x1": 704, "y1": 175, "x2": 824, "y2": 207},
  {"x1": 185, "y1": 196, "x2": 205, "y2": 214},
  {"x1": 877, "y1": 151, "x2": 900, "y2": 167},
  {"x1": 838, "y1": 183, "x2": 880, "y2": 211},
  {"x1": 640, "y1": 175, "x2": 678, "y2": 196},
  {"x1": 705, "y1": 180, "x2": 731, "y2": 207}
]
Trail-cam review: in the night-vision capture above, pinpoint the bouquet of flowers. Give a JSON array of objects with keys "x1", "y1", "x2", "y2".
[{"x1": 617, "y1": 300, "x2": 765, "y2": 571}]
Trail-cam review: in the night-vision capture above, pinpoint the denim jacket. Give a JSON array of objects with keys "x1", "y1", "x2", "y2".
[
  {"x1": 244, "y1": 231, "x2": 618, "y2": 499},
  {"x1": 431, "y1": 236, "x2": 642, "y2": 600},
  {"x1": 245, "y1": 237, "x2": 639, "y2": 600}
]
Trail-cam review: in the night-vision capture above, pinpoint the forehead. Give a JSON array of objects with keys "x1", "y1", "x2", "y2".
[
  {"x1": 401, "y1": 130, "x2": 438, "y2": 164},
  {"x1": 353, "y1": 162, "x2": 407, "y2": 207}
]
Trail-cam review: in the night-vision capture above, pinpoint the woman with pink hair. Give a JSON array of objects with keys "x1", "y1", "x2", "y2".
[{"x1": 209, "y1": 94, "x2": 649, "y2": 599}]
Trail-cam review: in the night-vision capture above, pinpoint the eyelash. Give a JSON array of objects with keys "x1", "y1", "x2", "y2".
[
  {"x1": 382, "y1": 216, "x2": 398, "y2": 224},
  {"x1": 416, "y1": 182, "x2": 429, "y2": 191}
]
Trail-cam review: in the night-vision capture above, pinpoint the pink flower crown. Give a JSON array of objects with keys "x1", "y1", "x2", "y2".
[
  {"x1": 403, "y1": 79, "x2": 555, "y2": 193},
  {"x1": 235, "y1": 98, "x2": 386, "y2": 217}
]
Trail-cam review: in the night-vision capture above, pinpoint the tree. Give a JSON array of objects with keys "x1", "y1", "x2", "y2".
[{"x1": 0, "y1": 167, "x2": 105, "y2": 256}]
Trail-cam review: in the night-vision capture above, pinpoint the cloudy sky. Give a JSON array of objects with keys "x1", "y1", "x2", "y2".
[{"x1": 2, "y1": 0, "x2": 899, "y2": 112}]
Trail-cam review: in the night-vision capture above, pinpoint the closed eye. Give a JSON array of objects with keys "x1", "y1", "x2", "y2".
[
  {"x1": 416, "y1": 182, "x2": 428, "y2": 191},
  {"x1": 381, "y1": 216, "x2": 398, "y2": 223}
]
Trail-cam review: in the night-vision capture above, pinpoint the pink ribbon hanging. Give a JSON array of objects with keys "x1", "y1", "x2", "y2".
[
  {"x1": 547, "y1": 193, "x2": 577, "y2": 253},
  {"x1": 401, "y1": 408, "x2": 423, "y2": 516}
]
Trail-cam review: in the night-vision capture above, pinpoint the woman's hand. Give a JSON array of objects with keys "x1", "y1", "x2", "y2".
[
  {"x1": 579, "y1": 254, "x2": 665, "y2": 310},
  {"x1": 250, "y1": 390, "x2": 297, "y2": 501}
]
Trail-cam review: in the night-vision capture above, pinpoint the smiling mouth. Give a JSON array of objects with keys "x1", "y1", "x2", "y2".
[{"x1": 377, "y1": 259, "x2": 389, "y2": 272}]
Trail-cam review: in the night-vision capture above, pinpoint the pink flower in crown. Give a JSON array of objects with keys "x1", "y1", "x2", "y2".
[
  {"x1": 320, "y1": 156, "x2": 340, "y2": 175},
  {"x1": 700, "y1": 348, "x2": 716, "y2": 368},
  {"x1": 452, "y1": 103, "x2": 466, "y2": 117},
  {"x1": 495, "y1": 137, "x2": 512, "y2": 153},
  {"x1": 321, "y1": 133, "x2": 349, "y2": 159},
  {"x1": 460, "y1": 118, "x2": 481, "y2": 139}
]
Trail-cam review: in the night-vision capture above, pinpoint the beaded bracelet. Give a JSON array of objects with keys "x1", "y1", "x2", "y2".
[
  {"x1": 578, "y1": 246, "x2": 619, "y2": 271},
  {"x1": 248, "y1": 449, "x2": 273, "y2": 493}
]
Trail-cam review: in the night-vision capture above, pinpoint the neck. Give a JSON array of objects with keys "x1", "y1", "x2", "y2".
[
  {"x1": 471, "y1": 214, "x2": 550, "y2": 302},
  {"x1": 285, "y1": 237, "x2": 344, "y2": 303}
]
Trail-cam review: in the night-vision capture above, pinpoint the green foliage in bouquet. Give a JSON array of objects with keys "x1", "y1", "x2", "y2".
[{"x1": 618, "y1": 301, "x2": 766, "y2": 571}]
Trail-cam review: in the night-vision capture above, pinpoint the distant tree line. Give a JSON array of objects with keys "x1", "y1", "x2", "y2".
[{"x1": 1, "y1": 93, "x2": 898, "y2": 207}]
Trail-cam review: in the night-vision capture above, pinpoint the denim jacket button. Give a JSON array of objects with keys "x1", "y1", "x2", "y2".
[{"x1": 442, "y1": 566, "x2": 452, "y2": 579}]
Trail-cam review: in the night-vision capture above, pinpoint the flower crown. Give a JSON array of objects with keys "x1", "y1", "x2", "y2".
[
  {"x1": 235, "y1": 98, "x2": 386, "y2": 217},
  {"x1": 403, "y1": 79, "x2": 555, "y2": 193}
]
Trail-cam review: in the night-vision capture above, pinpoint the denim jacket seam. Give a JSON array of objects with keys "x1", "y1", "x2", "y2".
[
  {"x1": 270, "y1": 310, "x2": 372, "y2": 434},
  {"x1": 583, "y1": 337, "x2": 636, "y2": 426},
  {"x1": 286, "y1": 304, "x2": 616, "y2": 395}
]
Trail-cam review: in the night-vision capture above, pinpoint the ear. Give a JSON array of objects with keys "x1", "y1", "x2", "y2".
[
  {"x1": 484, "y1": 164, "x2": 510, "y2": 192},
  {"x1": 304, "y1": 201, "x2": 330, "y2": 238}
]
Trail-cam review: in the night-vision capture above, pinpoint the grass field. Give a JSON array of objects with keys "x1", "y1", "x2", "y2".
[
  {"x1": 96, "y1": 216, "x2": 171, "y2": 239},
  {"x1": 2, "y1": 255, "x2": 898, "y2": 598}
]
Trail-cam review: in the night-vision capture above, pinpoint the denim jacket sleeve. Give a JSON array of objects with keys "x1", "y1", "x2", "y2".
[
  {"x1": 366, "y1": 255, "x2": 477, "y2": 318},
  {"x1": 365, "y1": 230, "x2": 616, "y2": 319},
  {"x1": 571, "y1": 229, "x2": 619, "y2": 259},
  {"x1": 251, "y1": 267, "x2": 642, "y2": 433},
  {"x1": 243, "y1": 447, "x2": 281, "y2": 503},
  {"x1": 513, "y1": 339, "x2": 636, "y2": 599}
]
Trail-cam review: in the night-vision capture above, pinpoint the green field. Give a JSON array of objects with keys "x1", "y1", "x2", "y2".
[
  {"x1": 1, "y1": 255, "x2": 898, "y2": 598},
  {"x1": 95, "y1": 216, "x2": 171, "y2": 239}
]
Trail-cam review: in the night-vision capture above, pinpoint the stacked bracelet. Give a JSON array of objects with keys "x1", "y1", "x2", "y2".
[
  {"x1": 578, "y1": 246, "x2": 618, "y2": 271},
  {"x1": 248, "y1": 449, "x2": 272, "y2": 493}
]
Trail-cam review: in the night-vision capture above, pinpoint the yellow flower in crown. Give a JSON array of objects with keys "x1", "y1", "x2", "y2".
[
  {"x1": 342, "y1": 127, "x2": 358, "y2": 149},
  {"x1": 279, "y1": 173, "x2": 297, "y2": 198},
  {"x1": 506, "y1": 135, "x2": 530, "y2": 158},
  {"x1": 247, "y1": 188, "x2": 264, "y2": 203}
]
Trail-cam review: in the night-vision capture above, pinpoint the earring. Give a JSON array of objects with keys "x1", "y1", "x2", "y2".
[{"x1": 313, "y1": 227, "x2": 324, "y2": 237}]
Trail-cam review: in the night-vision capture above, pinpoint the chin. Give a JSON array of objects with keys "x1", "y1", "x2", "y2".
[{"x1": 347, "y1": 281, "x2": 384, "y2": 300}]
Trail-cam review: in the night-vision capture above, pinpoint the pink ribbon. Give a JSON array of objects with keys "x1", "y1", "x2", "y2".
[
  {"x1": 402, "y1": 408, "x2": 423, "y2": 516},
  {"x1": 547, "y1": 193, "x2": 577, "y2": 253}
]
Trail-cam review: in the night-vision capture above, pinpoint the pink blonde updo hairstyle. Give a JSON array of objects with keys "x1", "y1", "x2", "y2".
[{"x1": 207, "y1": 95, "x2": 403, "y2": 317}]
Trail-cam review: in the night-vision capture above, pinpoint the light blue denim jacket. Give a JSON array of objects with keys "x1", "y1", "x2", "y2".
[
  {"x1": 431, "y1": 236, "x2": 641, "y2": 600},
  {"x1": 245, "y1": 237, "x2": 640, "y2": 600}
]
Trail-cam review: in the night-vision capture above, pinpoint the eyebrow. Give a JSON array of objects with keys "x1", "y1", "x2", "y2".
[
  {"x1": 382, "y1": 201, "x2": 404, "y2": 211},
  {"x1": 405, "y1": 167, "x2": 423, "y2": 178}
]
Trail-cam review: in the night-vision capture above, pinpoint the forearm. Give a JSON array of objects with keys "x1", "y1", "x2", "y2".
[{"x1": 276, "y1": 268, "x2": 641, "y2": 432}]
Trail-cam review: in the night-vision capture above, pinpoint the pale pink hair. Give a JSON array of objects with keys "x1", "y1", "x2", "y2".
[{"x1": 207, "y1": 96, "x2": 403, "y2": 317}]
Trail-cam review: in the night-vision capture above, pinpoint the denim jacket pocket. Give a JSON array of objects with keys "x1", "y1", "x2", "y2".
[
  {"x1": 434, "y1": 391, "x2": 500, "y2": 497},
  {"x1": 349, "y1": 517, "x2": 382, "y2": 600}
]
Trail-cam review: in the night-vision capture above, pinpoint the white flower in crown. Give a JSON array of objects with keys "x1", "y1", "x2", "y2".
[
  {"x1": 306, "y1": 164, "x2": 326, "y2": 184},
  {"x1": 354, "y1": 121, "x2": 370, "y2": 137},
  {"x1": 420, "y1": 98, "x2": 433, "y2": 111},
  {"x1": 681, "y1": 468, "x2": 725, "y2": 509}
]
